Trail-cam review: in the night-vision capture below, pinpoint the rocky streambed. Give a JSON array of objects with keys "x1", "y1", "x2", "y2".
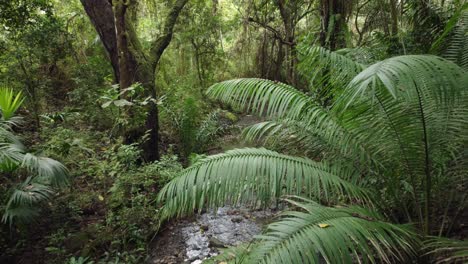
[{"x1": 149, "y1": 207, "x2": 275, "y2": 264}]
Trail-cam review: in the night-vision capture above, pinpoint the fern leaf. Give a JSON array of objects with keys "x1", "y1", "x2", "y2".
[
  {"x1": 242, "y1": 197, "x2": 419, "y2": 264},
  {"x1": 157, "y1": 148, "x2": 369, "y2": 220}
]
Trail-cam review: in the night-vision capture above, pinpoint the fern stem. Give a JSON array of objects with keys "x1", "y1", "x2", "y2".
[{"x1": 415, "y1": 85, "x2": 431, "y2": 235}]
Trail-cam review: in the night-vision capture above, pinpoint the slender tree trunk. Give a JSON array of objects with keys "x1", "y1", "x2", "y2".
[
  {"x1": 275, "y1": 39, "x2": 284, "y2": 81},
  {"x1": 113, "y1": 0, "x2": 132, "y2": 90},
  {"x1": 389, "y1": 0, "x2": 399, "y2": 36},
  {"x1": 277, "y1": 0, "x2": 296, "y2": 84}
]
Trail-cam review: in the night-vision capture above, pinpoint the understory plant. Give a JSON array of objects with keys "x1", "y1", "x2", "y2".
[
  {"x1": 157, "y1": 47, "x2": 467, "y2": 263},
  {"x1": 0, "y1": 87, "x2": 69, "y2": 225}
]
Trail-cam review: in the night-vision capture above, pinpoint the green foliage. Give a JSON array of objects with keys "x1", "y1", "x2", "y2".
[
  {"x1": 179, "y1": 97, "x2": 199, "y2": 159},
  {"x1": 0, "y1": 87, "x2": 24, "y2": 120},
  {"x1": 158, "y1": 147, "x2": 368, "y2": 219},
  {"x1": 216, "y1": 197, "x2": 419, "y2": 264},
  {"x1": 434, "y1": 6, "x2": 468, "y2": 70},
  {"x1": 2, "y1": 0, "x2": 468, "y2": 263},
  {"x1": 68, "y1": 256, "x2": 94, "y2": 264},
  {"x1": 0, "y1": 88, "x2": 69, "y2": 226},
  {"x1": 195, "y1": 109, "x2": 237, "y2": 152},
  {"x1": 424, "y1": 237, "x2": 468, "y2": 263},
  {"x1": 159, "y1": 50, "x2": 467, "y2": 262}
]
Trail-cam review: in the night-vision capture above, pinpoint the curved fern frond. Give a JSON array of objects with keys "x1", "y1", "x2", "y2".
[
  {"x1": 242, "y1": 119, "x2": 339, "y2": 160},
  {"x1": 339, "y1": 55, "x2": 467, "y2": 109},
  {"x1": 298, "y1": 46, "x2": 366, "y2": 93},
  {"x1": 207, "y1": 78, "x2": 314, "y2": 119},
  {"x1": 335, "y1": 54, "x2": 467, "y2": 176},
  {"x1": 207, "y1": 78, "x2": 383, "y2": 169},
  {"x1": 431, "y1": 5, "x2": 468, "y2": 70},
  {"x1": 157, "y1": 148, "x2": 369, "y2": 220},
  {"x1": 424, "y1": 237, "x2": 468, "y2": 264},
  {"x1": 240, "y1": 197, "x2": 419, "y2": 264}
]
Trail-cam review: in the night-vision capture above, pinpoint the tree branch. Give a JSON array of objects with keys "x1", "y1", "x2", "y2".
[
  {"x1": 247, "y1": 17, "x2": 295, "y2": 46},
  {"x1": 149, "y1": 0, "x2": 189, "y2": 66}
]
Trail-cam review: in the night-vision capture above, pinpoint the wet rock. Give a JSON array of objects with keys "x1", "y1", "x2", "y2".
[
  {"x1": 180, "y1": 207, "x2": 274, "y2": 263},
  {"x1": 231, "y1": 216, "x2": 243, "y2": 223},
  {"x1": 208, "y1": 236, "x2": 226, "y2": 248},
  {"x1": 150, "y1": 206, "x2": 276, "y2": 264}
]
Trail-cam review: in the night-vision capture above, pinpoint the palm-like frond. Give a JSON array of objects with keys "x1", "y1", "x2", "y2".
[
  {"x1": 424, "y1": 237, "x2": 468, "y2": 264},
  {"x1": 333, "y1": 54, "x2": 467, "y2": 230},
  {"x1": 297, "y1": 46, "x2": 366, "y2": 98},
  {"x1": 0, "y1": 87, "x2": 25, "y2": 121},
  {"x1": 339, "y1": 55, "x2": 467, "y2": 108},
  {"x1": 21, "y1": 153, "x2": 69, "y2": 188},
  {"x1": 207, "y1": 78, "x2": 314, "y2": 119},
  {"x1": 207, "y1": 78, "x2": 382, "y2": 168},
  {"x1": 157, "y1": 148, "x2": 369, "y2": 220},
  {"x1": 219, "y1": 197, "x2": 419, "y2": 264},
  {"x1": 331, "y1": 55, "x2": 467, "y2": 178},
  {"x1": 431, "y1": 5, "x2": 468, "y2": 70},
  {"x1": 242, "y1": 119, "x2": 341, "y2": 160},
  {"x1": 2, "y1": 177, "x2": 54, "y2": 225},
  {"x1": 0, "y1": 88, "x2": 69, "y2": 226}
]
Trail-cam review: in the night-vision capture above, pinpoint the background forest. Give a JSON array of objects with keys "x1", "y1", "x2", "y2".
[{"x1": 0, "y1": 0, "x2": 467, "y2": 263}]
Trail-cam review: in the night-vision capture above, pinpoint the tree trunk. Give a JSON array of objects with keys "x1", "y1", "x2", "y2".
[
  {"x1": 389, "y1": 0, "x2": 399, "y2": 36},
  {"x1": 113, "y1": 0, "x2": 132, "y2": 90},
  {"x1": 319, "y1": 0, "x2": 347, "y2": 50},
  {"x1": 80, "y1": 0, "x2": 188, "y2": 162},
  {"x1": 80, "y1": 0, "x2": 120, "y2": 82},
  {"x1": 277, "y1": 0, "x2": 296, "y2": 84}
]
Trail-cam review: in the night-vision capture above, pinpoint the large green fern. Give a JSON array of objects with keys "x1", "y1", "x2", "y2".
[
  {"x1": 158, "y1": 148, "x2": 369, "y2": 219},
  {"x1": 158, "y1": 50, "x2": 467, "y2": 263}
]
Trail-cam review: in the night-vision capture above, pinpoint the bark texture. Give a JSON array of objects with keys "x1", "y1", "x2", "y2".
[
  {"x1": 319, "y1": 0, "x2": 348, "y2": 50},
  {"x1": 80, "y1": 0, "x2": 188, "y2": 161},
  {"x1": 80, "y1": 0, "x2": 120, "y2": 82}
]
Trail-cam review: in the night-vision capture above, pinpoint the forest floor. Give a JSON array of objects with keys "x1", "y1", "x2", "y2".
[{"x1": 148, "y1": 207, "x2": 276, "y2": 264}]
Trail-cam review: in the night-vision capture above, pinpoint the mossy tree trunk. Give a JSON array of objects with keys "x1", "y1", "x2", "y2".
[
  {"x1": 319, "y1": 0, "x2": 348, "y2": 50},
  {"x1": 80, "y1": 0, "x2": 188, "y2": 161}
]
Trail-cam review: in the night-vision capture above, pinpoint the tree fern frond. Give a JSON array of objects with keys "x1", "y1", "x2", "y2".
[
  {"x1": 157, "y1": 148, "x2": 369, "y2": 220},
  {"x1": 242, "y1": 197, "x2": 419, "y2": 264},
  {"x1": 242, "y1": 119, "x2": 342, "y2": 160},
  {"x1": 431, "y1": 5, "x2": 468, "y2": 70}
]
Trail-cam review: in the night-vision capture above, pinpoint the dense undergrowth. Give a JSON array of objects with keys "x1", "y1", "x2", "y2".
[{"x1": 1, "y1": 0, "x2": 467, "y2": 263}]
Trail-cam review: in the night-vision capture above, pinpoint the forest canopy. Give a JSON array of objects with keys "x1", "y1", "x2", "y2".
[{"x1": 0, "y1": 0, "x2": 467, "y2": 263}]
